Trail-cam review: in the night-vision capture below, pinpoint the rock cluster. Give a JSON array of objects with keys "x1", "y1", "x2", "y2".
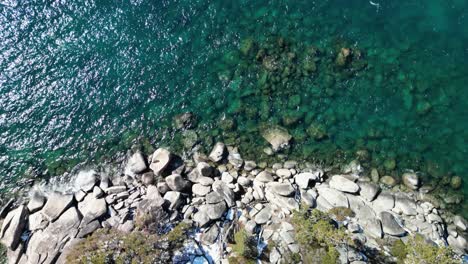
[{"x1": 1, "y1": 144, "x2": 467, "y2": 264}]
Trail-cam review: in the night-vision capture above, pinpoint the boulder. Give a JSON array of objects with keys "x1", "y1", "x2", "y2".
[
  {"x1": 237, "y1": 176, "x2": 252, "y2": 187},
  {"x1": 165, "y1": 174, "x2": 188, "y2": 192},
  {"x1": 362, "y1": 218, "x2": 383, "y2": 239},
  {"x1": 75, "y1": 170, "x2": 98, "y2": 192},
  {"x1": 294, "y1": 172, "x2": 320, "y2": 189},
  {"x1": 261, "y1": 126, "x2": 292, "y2": 152},
  {"x1": 329, "y1": 175, "x2": 360, "y2": 193},
  {"x1": 196, "y1": 162, "x2": 214, "y2": 178},
  {"x1": 265, "y1": 191, "x2": 298, "y2": 212},
  {"x1": 0, "y1": 205, "x2": 28, "y2": 250},
  {"x1": 267, "y1": 182, "x2": 295, "y2": 197},
  {"x1": 206, "y1": 192, "x2": 224, "y2": 204},
  {"x1": 379, "y1": 211, "x2": 406, "y2": 237},
  {"x1": 125, "y1": 152, "x2": 147, "y2": 175},
  {"x1": 394, "y1": 197, "x2": 417, "y2": 216},
  {"x1": 146, "y1": 185, "x2": 165, "y2": 206},
  {"x1": 300, "y1": 189, "x2": 316, "y2": 207},
  {"x1": 454, "y1": 215, "x2": 467, "y2": 232},
  {"x1": 27, "y1": 191, "x2": 46, "y2": 213},
  {"x1": 202, "y1": 224, "x2": 220, "y2": 245},
  {"x1": 402, "y1": 172, "x2": 419, "y2": 190},
  {"x1": 193, "y1": 211, "x2": 211, "y2": 227},
  {"x1": 149, "y1": 148, "x2": 171, "y2": 175},
  {"x1": 77, "y1": 220, "x2": 101, "y2": 238},
  {"x1": 141, "y1": 172, "x2": 155, "y2": 185},
  {"x1": 78, "y1": 195, "x2": 107, "y2": 224},
  {"x1": 212, "y1": 180, "x2": 235, "y2": 207},
  {"x1": 316, "y1": 186, "x2": 349, "y2": 208},
  {"x1": 380, "y1": 176, "x2": 397, "y2": 187},
  {"x1": 209, "y1": 142, "x2": 226, "y2": 162},
  {"x1": 174, "y1": 112, "x2": 196, "y2": 129},
  {"x1": 93, "y1": 186, "x2": 104, "y2": 198},
  {"x1": 163, "y1": 191, "x2": 183, "y2": 210},
  {"x1": 199, "y1": 202, "x2": 227, "y2": 220},
  {"x1": 254, "y1": 206, "x2": 272, "y2": 224},
  {"x1": 192, "y1": 184, "x2": 211, "y2": 196},
  {"x1": 42, "y1": 192, "x2": 74, "y2": 221},
  {"x1": 276, "y1": 169, "x2": 292, "y2": 178},
  {"x1": 256, "y1": 171, "x2": 274, "y2": 183},
  {"x1": 358, "y1": 182, "x2": 380, "y2": 201},
  {"x1": 371, "y1": 192, "x2": 395, "y2": 214},
  {"x1": 228, "y1": 152, "x2": 244, "y2": 168}
]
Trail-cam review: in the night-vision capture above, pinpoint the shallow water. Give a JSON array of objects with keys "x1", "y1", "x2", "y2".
[{"x1": 0, "y1": 0, "x2": 467, "y2": 211}]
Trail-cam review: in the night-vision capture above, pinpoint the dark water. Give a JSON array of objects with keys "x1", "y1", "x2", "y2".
[{"x1": 0, "y1": 0, "x2": 467, "y2": 211}]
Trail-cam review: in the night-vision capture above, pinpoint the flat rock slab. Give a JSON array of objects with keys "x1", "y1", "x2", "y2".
[
  {"x1": 256, "y1": 171, "x2": 274, "y2": 183},
  {"x1": 358, "y1": 182, "x2": 380, "y2": 202},
  {"x1": 27, "y1": 191, "x2": 47, "y2": 213},
  {"x1": 199, "y1": 201, "x2": 227, "y2": 220},
  {"x1": 1, "y1": 205, "x2": 28, "y2": 250},
  {"x1": 78, "y1": 195, "x2": 107, "y2": 224},
  {"x1": 380, "y1": 211, "x2": 406, "y2": 237},
  {"x1": 267, "y1": 182, "x2": 295, "y2": 197},
  {"x1": 254, "y1": 206, "x2": 272, "y2": 224},
  {"x1": 371, "y1": 192, "x2": 395, "y2": 214},
  {"x1": 317, "y1": 186, "x2": 349, "y2": 208},
  {"x1": 294, "y1": 172, "x2": 319, "y2": 189},
  {"x1": 42, "y1": 192, "x2": 74, "y2": 222},
  {"x1": 75, "y1": 170, "x2": 98, "y2": 192},
  {"x1": 329, "y1": 175, "x2": 360, "y2": 194}
]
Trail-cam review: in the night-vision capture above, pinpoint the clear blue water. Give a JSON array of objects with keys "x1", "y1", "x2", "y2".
[{"x1": 0, "y1": 0, "x2": 467, "y2": 211}]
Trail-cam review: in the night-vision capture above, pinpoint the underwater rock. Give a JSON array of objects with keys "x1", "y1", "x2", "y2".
[
  {"x1": 240, "y1": 38, "x2": 254, "y2": 56},
  {"x1": 261, "y1": 125, "x2": 292, "y2": 152},
  {"x1": 451, "y1": 176, "x2": 462, "y2": 190},
  {"x1": 219, "y1": 117, "x2": 236, "y2": 131},
  {"x1": 174, "y1": 112, "x2": 197, "y2": 130},
  {"x1": 335, "y1": 47, "x2": 351, "y2": 67},
  {"x1": 383, "y1": 158, "x2": 396, "y2": 171},
  {"x1": 306, "y1": 123, "x2": 327, "y2": 140},
  {"x1": 182, "y1": 130, "x2": 199, "y2": 149},
  {"x1": 262, "y1": 56, "x2": 279, "y2": 71}
]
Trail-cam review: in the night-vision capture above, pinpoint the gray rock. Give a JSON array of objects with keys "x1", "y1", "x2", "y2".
[
  {"x1": 358, "y1": 182, "x2": 380, "y2": 201},
  {"x1": 454, "y1": 215, "x2": 467, "y2": 231},
  {"x1": 125, "y1": 152, "x2": 147, "y2": 175},
  {"x1": 78, "y1": 195, "x2": 107, "y2": 224},
  {"x1": 294, "y1": 172, "x2": 319, "y2": 189},
  {"x1": 380, "y1": 211, "x2": 406, "y2": 237},
  {"x1": 163, "y1": 191, "x2": 183, "y2": 210},
  {"x1": 74, "y1": 190, "x2": 87, "y2": 202},
  {"x1": 317, "y1": 186, "x2": 349, "y2": 208},
  {"x1": 254, "y1": 206, "x2": 272, "y2": 224},
  {"x1": 193, "y1": 211, "x2": 211, "y2": 227},
  {"x1": 196, "y1": 162, "x2": 214, "y2": 178},
  {"x1": 245, "y1": 220, "x2": 257, "y2": 234},
  {"x1": 261, "y1": 125, "x2": 292, "y2": 151},
  {"x1": 206, "y1": 192, "x2": 224, "y2": 204},
  {"x1": 276, "y1": 169, "x2": 292, "y2": 178},
  {"x1": 77, "y1": 220, "x2": 101, "y2": 238},
  {"x1": 200, "y1": 202, "x2": 227, "y2": 220},
  {"x1": 27, "y1": 191, "x2": 46, "y2": 213},
  {"x1": 256, "y1": 171, "x2": 274, "y2": 183},
  {"x1": 141, "y1": 172, "x2": 155, "y2": 185},
  {"x1": 329, "y1": 175, "x2": 360, "y2": 193},
  {"x1": 265, "y1": 191, "x2": 298, "y2": 212},
  {"x1": 165, "y1": 174, "x2": 188, "y2": 192},
  {"x1": 394, "y1": 197, "x2": 417, "y2": 216},
  {"x1": 280, "y1": 230, "x2": 295, "y2": 244},
  {"x1": 300, "y1": 189, "x2": 316, "y2": 207},
  {"x1": 380, "y1": 175, "x2": 397, "y2": 187},
  {"x1": 402, "y1": 172, "x2": 419, "y2": 190},
  {"x1": 371, "y1": 192, "x2": 395, "y2": 214},
  {"x1": 105, "y1": 186, "x2": 127, "y2": 194},
  {"x1": 202, "y1": 224, "x2": 220, "y2": 245},
  {"x1": 118, "y1": 220, "x2": 135, "y2": 233},
  {"x1": 0, "y1": 199, "x2": 14, "y2": 219},
  {"x1": 192, "y1": 183, "x2": 211, "y2": 196},
  {"x1": 93, "y1": 186, "x2": 104, "y2": 198},
  {"x1": 209, "y1": 142, "x2": 226, "y2": 162},
  {"x1": 269, "y1": 247, "x2": 281, "y2": 264},
  {"x1": 146, "y1": 185, "x2": 165, "y2": 206},
  {"x1": 228, "y1": 152, "x2": 244, "y2": 168},
  {"x1": 212, "y1": 180, "x2": 235, "y2": 207},
  {"x1": 267, "y1": 182, "x2": 295, "y2": 197},
  {"x1": 363, "y1": 218, "x2": 383, "y2": 239},
  {"x1": 237, "y1": 176, "x2": 252, "y2": 186},
  {"x1": 42, "y1": 192, "x2": 74, "y2": 221},
  {"x1": 0, "y1": 205, "x2": 28, "y2": 250},
  {"x1": 197, "y1": 176, "x2": 215, "y2": 186},
  {"x1": 244, "y1": 161, "x2": 257, "y2": 171},
  {"x1": 75, "y1": 170, "x2": 98, "y2": 192},
  {"x1": 447, "y1": 234, "x2": 467, "y2": 253},
  {"x1": 149, "y1": 148, "x2": 171, "y2": 175}
]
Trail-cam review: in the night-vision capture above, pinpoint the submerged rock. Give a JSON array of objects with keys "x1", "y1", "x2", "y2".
[
  {"x1": 261, "y1": 125, "x2": 292, "y2": 152},
  {"x1": 174, "y1": 112, "x2": 197, "y2": 129}
]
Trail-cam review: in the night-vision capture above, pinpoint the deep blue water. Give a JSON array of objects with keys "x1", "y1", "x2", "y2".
[{"x1": 0, "y1": 0, "x2": 467, "y2": 211}]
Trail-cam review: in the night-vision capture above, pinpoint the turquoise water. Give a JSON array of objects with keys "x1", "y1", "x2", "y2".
[{"x1": 0, "y1": 0, "x2": 467, "y2": 210}]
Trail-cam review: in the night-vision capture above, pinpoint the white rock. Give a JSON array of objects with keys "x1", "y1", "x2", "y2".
[
  {"x1": 192, "y1": 184, "x2": 211, "y2": 196},
  {"x1": 149, "y1": 148, "x2": 171, "y2": 175},
  {"x1": 75, "y1": 170, "x2": 98, "y2": 192},
  {"x1": 316, "y1": 186, "x2": 349, "y2": 208},
  {"x1": 294, "y1": 172, "x2": 319, "y2": 189},
  {"x1": 0, "y1": 205, "x2": 28, "y2": 249},
  {"x1": 208, "y1": 142, "x2": 226, "y2": 162},
  {"x1": 78, "y1": 194, "x2": 107, "y2": 224},
  {"x1": 256, "y1": 171, "x2": 274, "y2": 183},
  {"x1": 276, "y1": 169, "x2": 292, "y2": 178},
  {"x1": 42, "y1": 192, "x2": 74, "y2": 221},
  {"x1": 329, "y1": 175, "x2": 360, "y2": 193},
  {"x1": 402, "y1": 172, "x2": 419, "y2": 190},
  {"x1": 261, "y1": 125, "x2": 292, "y2": 151},
  {"x1": 125, "y1": 152, "x2": 147, "y2": 175}
]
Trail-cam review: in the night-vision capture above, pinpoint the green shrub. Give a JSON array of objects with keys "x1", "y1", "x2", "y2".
[
  {"x1": 232, "y1": 229, "x2": 258, "y2": 260},
  {"x1": 291, "y1": 207, "x2": 353, "y2": 263},
  {"x1": 404, "y1": 235, "x2": 458, "y2": 264},
  {"x1": 391, "y1": 239, "x2": 407, "y2": 263},
  {"x1": 328, "y1": 206, "x2": 355, "y2": 221},
  {"x1": 0, "y1": 243, "x2": 6, "y2": 264}
]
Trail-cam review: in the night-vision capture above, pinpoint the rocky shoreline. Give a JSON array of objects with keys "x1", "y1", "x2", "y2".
[{"x1": 1, "y1": 141, "x2": 467, "y2": 263}]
